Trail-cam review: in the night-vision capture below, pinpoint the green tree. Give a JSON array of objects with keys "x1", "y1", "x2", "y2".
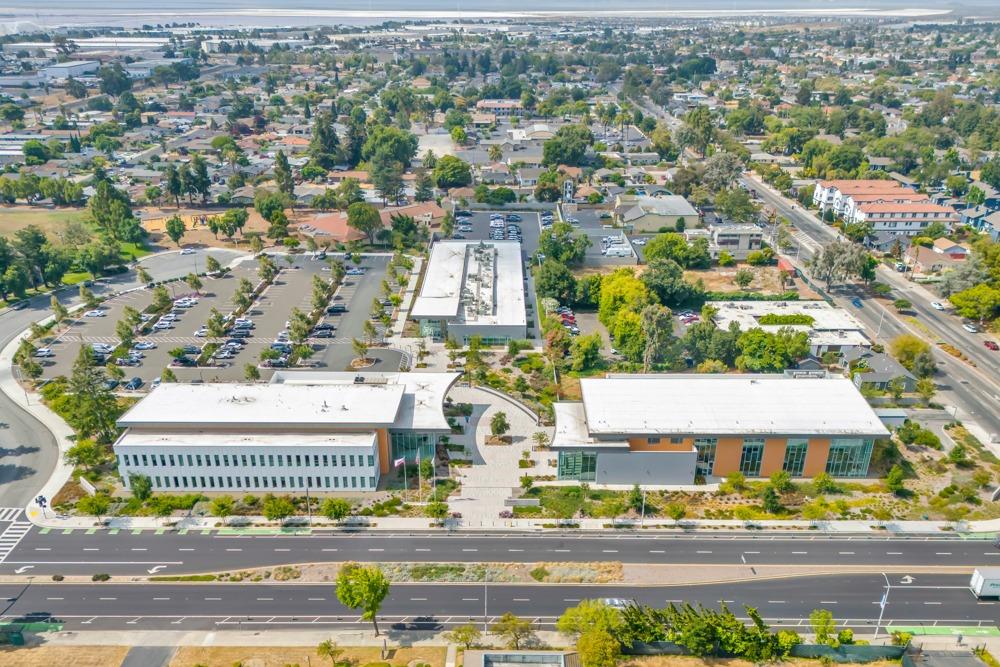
[
  {"x1": 570, "y1": 332, "x2": 603, "y2": 372},
  {"x1": 210, "y1": 495, "x2": 235, "y2": 524},
  {"x1": 762, "y1": 486, "x2": 783, "y2": 514},
  {"x1": 577, "y1": 630, "x2": 621, "y2": 667},
  {"x1": 949, "y1": 283, "x2": 1000, "y2": 323},
  {"x1": 425, "y1": 501, "x2": 449, "y2": 520},
  {"x1": 67, "y1": 345, "x2": 120, "y2": 443},
  {"x1": 557, "y1": 599, "x2": 623, "y2": 637},
  {"x1": 129, "y1": 474, "x2": 152, "y2": 501},
  {"x1": 885, "y1": 464, "x2": 906, "y2": 495},
  {"x1": 347, "y1": 202, "x2": 382, "y2": 245},
  {"x1": 432, "y1": 155, "x2": 472, "y2": 189},
  {"x1": 809, "y1": 608, "x2": 837, "y2": 646},
  {"x1": 444, "y1": 624, "x2": 481, "y2": 650},
  {"x1": 734, "y1": 268, "x2": 754, "y2": 290},
  {"x1": 165, "y1": 215, "x2": 186, "y2": 247},
  {"x1": 244, "y1": 363, "x2": 260, "y2": 382},
  {"x1": 273, "y1": 150, "x2": 295, "y2": 197},
  {"x1": 490, "y1": 411, "x2": 510, "y2": 437},
  {"x1": 336, "y1": 562, "x2": 391, "y2": 635},
  {"x1": 262, "y1": 494, "x2": 296, "y2": 522},
  {"x1": 321, "y1": 498, "x2": 352, "y2": 521},
  {"x1": 492, "y1": 613, "x2": 535, "y2": 649},
  {"x1": 77, "y1": 493, "x2": 111, "y2": 520},
  {"x1": 316, "y1": 639, "x2": 343, "y2": 667},
  {"x1": 889, "y1": 334, "x2": 931, "y2": 371}
]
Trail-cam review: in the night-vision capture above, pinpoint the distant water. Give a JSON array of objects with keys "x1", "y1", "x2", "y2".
[{"x1": 0, "y1": 0, "x2": 990, "y2": 31}]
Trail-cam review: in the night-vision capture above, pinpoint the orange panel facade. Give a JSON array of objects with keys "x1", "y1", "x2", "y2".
[
  {"x1": 760, "y1": 438, "x2": 788, "y2": 476},
  {"x1": 376, "y1": 428, "x2": 391, "y2": 474},
  {"x1": 803, "y1": 438, "x2": 831, "y2": 477},
  {"x1": 712, "y1": 437, "x2": 744, "y2": 476},
  {"x1": 628, "y1": 436, "x2": 694, "y2": 452}
]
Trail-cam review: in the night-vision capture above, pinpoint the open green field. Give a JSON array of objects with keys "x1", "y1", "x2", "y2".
[{"x1": 0, "y1": 206, "x2": 90, "y2": 238}]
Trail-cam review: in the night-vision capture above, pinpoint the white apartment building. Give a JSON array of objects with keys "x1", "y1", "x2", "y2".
[
  {"x1": 851, "y1": 202, "x2": 959, "y2": 236},
  {"x1": 812, "y1": 179, "x2": 915, "y2": 217},
  {"x1": 113, "y1": 371, "x2": 459, "y2": 495}
]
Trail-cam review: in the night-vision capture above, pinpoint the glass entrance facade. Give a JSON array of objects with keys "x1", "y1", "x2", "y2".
[
  {"x1": 694, "y1": 438, "x2": 717, "y2": 476},
  {"x1": 782, "y1": 439, "x2": 809, "y2": 476},
  {"x1": 739, "y1": 438, "x2": 765, "y2": 476},
  {"x1": 825, "y1": 438, "x2": 874, "y2": 477},
  {"x1": 390, "y1": 431, "x2": 438, "y2": 463},
  {"x1": 558, "y1": 451, "x2": 597, "y2": 481}
]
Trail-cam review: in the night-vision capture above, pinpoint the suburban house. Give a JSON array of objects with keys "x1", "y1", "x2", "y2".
[
  {"x1": 842, "y1": 349, "x2": 917, "y2": 393},
  {"x1": 904, "y1": 243, "x2": 967, "y2": 275},
  {"x1": 551, "y1": 375, "x2": 889, "y2": 483},
  {"x1": 613, "y1": 194, "x2": 700, "y2": 232},
  {"x1": 113, "y1": 372, "x2": 460, "y2": 495}
]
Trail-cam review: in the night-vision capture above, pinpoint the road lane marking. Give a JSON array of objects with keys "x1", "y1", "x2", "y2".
[
  {"x1": 179, "y1": 548, "x2": 195, "y2": 551},
  {"x1": 839, "y1": 551, "x2": 855, "y2": 555},
  {"x1": 514, "y1": 598, "x2": 530, "y2": 602},
  {"x1": 46, "y1": 597, "x2": 64, "y2": 600},
  {"x1": 462, "y1": 598, "x2": 479, "y2": 601},
  {"x1": 83, "y1": 548, "x2": 99, "y2": 551},
  {"x1": 563, "y1": 598, "x2": 580, "y2": 602},
  {"x1": 98, "y1": 597, "x2": 117, "y2": 601},
  {"x1": 34, "y1": 548, "x2": 50, "y2": 551},
  {"x1": 696, "y1": 550, "x2": 712, "y2": 554},
  {"x1": 410, "y1": 597, "x2": 428, "y2": 601},
  {"x1": 767, "y1": 601, "x2": 786, "y2": 604},
  {"x1": 322, "y1": 548, "x2": 338, "y2": 552},
  {"x1": 308, "y1": 598, "x2": 326, "y2": 601},
  {"x1": 274, "y1": 548, "x2": 290, "y2": 552},
  {"x1": 368, "y1": 548, "x2": 384, "y2": 552},
  {"x1": 887, "y1": 552, "x2": 902, "y2": 555},
  {"x1": 130, "y1": 548, "x2": 147, "y2": 551},
  {"x1": 153, "y1": 597, "x2": 170, "y2": 601},
  {"x1": 924, "y1": 602, "x2": 942, "y2": 605},
  {"x1": 257, "y1": 597, "x2": 274, "y2": 601},
  {"x1": 792, "y1": 551, "x2": 808, "y2": 554},
  {"x1": 602, "y1": 550, "x2": 618, "y2": 553},
  {"x1": 820, "y1": 601, "x2": 838, "y2": 604},
  {"x1": 935, "y1": 552, "x2": 952, "y2": 555},
  {"x1": 508, "y1": 549, "x2": 524, "y2": 552},
  {"x1": 205, "y1": 597, "x2": 221, "y2": 600},
  {"x1": 414, "y1": 548, "x2": 430, "y2": 552},
  {"x1": 462, "y1": 549, "x2": 478, "y2": 552},
  {"x1": 650, "y1": 550, "x2": 665, "y2": 553},
  {"x1": 226, "y1": 548, "x2": 242, "y2": 552},
  {"x1": 553, "y1": 549, "x2": 570, "y2": 552}
]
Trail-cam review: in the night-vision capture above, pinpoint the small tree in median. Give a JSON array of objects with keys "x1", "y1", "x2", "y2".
[
  {"x1": 336, "y1": 562, "x2": 391, "y2": 636},
  {"x1": 321, "y1": 498, "x2": 352, "y2": 521},
  {"x1": 262, "y1": 494, "x2": 296, "y2": 522}
]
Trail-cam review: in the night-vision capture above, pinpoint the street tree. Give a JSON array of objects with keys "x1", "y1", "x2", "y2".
[
  {"x1": 577, "y1": 630, "x2": 621, "y2": 667},
  {"x1": 490, "y1": 411, "x2": 510, "y2": 438},
  {"x1": 444, "y1": 624, "x2": 481, "y2": 650},
  {"x1": 129, "y1": 474, "x2": 152, "y2": 501},
  {"x1": 317, "y1": 639, "x2": 343, "y2": 667},
  {"x1": 211, "y1": 495, "x2": 235, "y2": 525},
  {"x1": 492, "y1": 613, "x2": 536, "y2": 649},
  {"x1": 165, "y1": 215, "x2": 186, "y2": 247},
  {"x1": 336, "y1": 563, "x2": 391, "y2": 636}
]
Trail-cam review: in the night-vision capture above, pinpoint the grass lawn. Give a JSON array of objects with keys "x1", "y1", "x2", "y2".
[
  {"x1": 119, "y1": 240, "x2": 152, "y2": 260},
  {"x1": 0, "y1": 207, "x2": 89, "y2": 237},
  {"x1": 61, "y1": 271, "x2": 91, "y2": 285}
]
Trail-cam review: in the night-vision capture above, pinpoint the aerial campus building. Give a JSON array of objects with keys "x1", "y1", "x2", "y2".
[
  {"x1": 113, "y1": 371, "x2": 459, "y2": 494},
  {"x1": 551, "y1": 374, "x2": 890, "y2": 484},
  {"x1": 411, "y1": 240, "x2": 527, "y2": 345}
]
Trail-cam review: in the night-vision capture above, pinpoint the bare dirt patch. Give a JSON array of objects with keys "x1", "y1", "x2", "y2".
[
  {"x1": 0, "y1": 646, "x2": 128, "y2": 667},
  {"x1": 683, "y1": 266, "x2": 786, "y2": 294},
  {"x1": 170, "y1": 645, "x2": 447, "y2": 667}
]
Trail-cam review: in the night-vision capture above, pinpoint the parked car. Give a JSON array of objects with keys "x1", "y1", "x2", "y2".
[
  {"x1": 851, "y1": 298, "x2": 863, "y2": 308},
  {"x1": 228, "y1": 330, "x2": 251, "y2": 338},
  {"x1": 327, "y1": 304, "x2": 347, "y2": 314},
  {"x1": 151, "y1": 377, "x2": 161, "y2": 388},
  {"x1": 83, "y1": 309, "x2": 106, "y2": 318},
  {"x1": 180, "y1": 248, "x2": 196, "y2": 255},
  {"x1": 34, "y1": 348, "x2": 54, "y2": 358},
  {"x1": 153, "y1": 321, "x2": 173, "y2": 330},
  {"x1": 132, "y1": 341, "x2": 156, "y2": 350},
  {"x1": 182, "y1": 345, "x2": 200, "y2": 355},
  {"x1": 103, "y1": 379, "x2": 120, "y2": 390},
  {"x1": 124, "y1": 377, "x2": 143, "y2": 391},
  {"x1": 313, "y1": 322, "x2": 336, "y2": 331},
  {"x1": 194, "y1": 327, "x2": 209, "y2": 337},
  {"x1": 312, "y1": 329, "x2": 333, "y2": 338}
]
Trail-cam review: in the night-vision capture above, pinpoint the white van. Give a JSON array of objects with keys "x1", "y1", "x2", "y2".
[{"x1": 604, "y1": 246, "x2": 633, "y2": 258}]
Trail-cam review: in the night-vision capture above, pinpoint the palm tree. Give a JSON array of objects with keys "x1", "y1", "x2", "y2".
[
  {"x1": 488, "y1": 144, "x2": 503, "y2": 163},
  {"x1": 317, "y1": 639, "x2": 343, "y2": 667}
]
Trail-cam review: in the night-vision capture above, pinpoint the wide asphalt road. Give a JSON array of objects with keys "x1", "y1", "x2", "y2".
[
  {"x1": 2, "y1": 529, "x2": 998, "y2": 576},
  {"x1": 0, "y1": 249, "x2": 246, "y2": 508},
  {"x1": 0, "y1": 573, "x2": 990, "y2": 631},
  {"x1": 745, "y1": 176, "x2": 1000, "y2": 441}
]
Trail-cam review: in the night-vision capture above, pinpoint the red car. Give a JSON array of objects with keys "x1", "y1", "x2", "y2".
[{"x1": 985, "y1": 340, "x2": 999, "y2": 351}]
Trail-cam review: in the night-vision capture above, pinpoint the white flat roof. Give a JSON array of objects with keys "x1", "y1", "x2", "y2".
[
  {"x1": 118, "y1": 382, "x2": 404, "y2": 429},
  {"x1": 270, "y1": 370, "x2": 459, "y2": 432},
  {"x1": 552, "y1": 402, "x2": 628, "y2": 449},
  {"x1": 116, "y1": 431, "x2": 377, "y2": 450},
  {"x1": 713, "y1": 300, "x2": 869, "y2": 347},
  {"x1": 411, "y1": 240, "x2": 526, "y2": 328},
  {"x1": 578, "y1": 375, "x2": 889, "y2": 438}
]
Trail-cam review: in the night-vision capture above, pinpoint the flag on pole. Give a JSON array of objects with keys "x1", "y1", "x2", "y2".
[{"x1": 393, "y1": 457, "x2": 405, "y2": 468}]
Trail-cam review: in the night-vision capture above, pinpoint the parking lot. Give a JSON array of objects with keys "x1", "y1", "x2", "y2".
[
  {"x1": 452, "y1": 209, "x2": 543, "y2": 340},
  {"x1": 36, "y1": 254, "x2": 403, "y2": 389},
  {"x1": 558, "y1": 208, "x2": 637, "y2": 267}
]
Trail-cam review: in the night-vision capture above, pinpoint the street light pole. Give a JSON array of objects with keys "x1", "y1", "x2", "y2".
[{"x1": 874, "y1": 572, "x2": 891, "y2": 641}]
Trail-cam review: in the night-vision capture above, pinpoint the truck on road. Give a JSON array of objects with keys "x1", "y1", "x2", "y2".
[{"x1": 970, "y1": 567, "x2": 1000, "y2": 598}]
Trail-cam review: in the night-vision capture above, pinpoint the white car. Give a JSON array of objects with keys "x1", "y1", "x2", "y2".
[
  {"x1": 963, "y1": 323, "x2": 979, "y2": 334},
  {"x1": 34, "y1": 348, "x2": 54, "y2": 358},
  {"x1": 153, "y1": 321, "x2": 173, "y2": 330},
  {"x1": 930, "y1": 302, "x2": 945, "y2": 311},
  {"x1": 83, "y1": 309, "x2": 106, "y2": 318},
  {"x1": 194, "y1": 328, "x2": 208, "y2": 337},
  {"x1": 91, "y1": 343, "x2": 114, "y2": 353},
  {"x1": 132, "y1": 341, "x2": 156, "y2": 350},
  {"x1": 180, "y1": 248, "x2": 196, "y2": 255},
  {"x1": 632, "y1": 238, "x2": 647, "y2": 246}
]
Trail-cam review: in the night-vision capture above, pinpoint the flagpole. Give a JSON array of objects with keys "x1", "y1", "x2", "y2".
[{"x1": 417, "y1": 452, "x2": 423, "y2": 502}]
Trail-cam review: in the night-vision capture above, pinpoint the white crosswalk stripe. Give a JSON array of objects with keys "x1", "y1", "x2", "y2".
[
  {"x1": 0, "y1": 507, "x2": 22, "y2": 522},
  {"x1": 0, "y1": 520, "x2": 32, "y2": 563}
]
